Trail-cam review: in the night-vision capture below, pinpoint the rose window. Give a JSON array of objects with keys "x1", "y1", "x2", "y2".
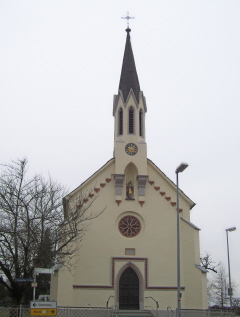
[{"x1": 119, "y1": 215, "x2": 141, "y2": 237}]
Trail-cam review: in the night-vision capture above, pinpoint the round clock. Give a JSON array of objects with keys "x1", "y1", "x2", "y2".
[{"x1": 125, "y1": 143, "x2": 138, "y2": 156}]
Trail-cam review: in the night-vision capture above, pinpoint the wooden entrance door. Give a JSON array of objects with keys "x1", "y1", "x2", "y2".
[{"x1": 119, "y1": 267, "x2": 139, "y2": 310}]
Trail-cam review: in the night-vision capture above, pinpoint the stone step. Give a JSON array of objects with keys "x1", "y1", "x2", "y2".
[{"x1": 118, "y1": 310, "x2": 153, "y2": 317}]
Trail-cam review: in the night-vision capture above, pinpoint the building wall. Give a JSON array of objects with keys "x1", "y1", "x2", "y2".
[{"x1": 50, "y1": 159, "x2": 207, "y2": 309}]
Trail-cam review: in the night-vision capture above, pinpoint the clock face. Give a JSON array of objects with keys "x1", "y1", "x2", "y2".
[{"x1": 125, "y1": 143, "x2": 138, "y2": 156}]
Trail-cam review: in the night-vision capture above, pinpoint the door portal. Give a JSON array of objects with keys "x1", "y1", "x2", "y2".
[{"x1": 119, "y1": 267, "x2": 139, "y2": 310}]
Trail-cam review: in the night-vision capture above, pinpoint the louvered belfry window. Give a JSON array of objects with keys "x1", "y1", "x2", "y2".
[
  {"x1": 139, "y1": 109, "x2": 143, "y2": 137},
  {"x1": 119, "y1": 108, "x2": 123, "y2": 135},
  {"x1": 129, "y1": 107, "x2": 134, "y2": 134}
]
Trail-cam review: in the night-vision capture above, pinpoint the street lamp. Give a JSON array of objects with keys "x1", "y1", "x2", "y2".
[
  {"x1": 175, "y1": 163, "x2": 188, "y2": 317},
  {"x1": 226, "y1": 226, "x2": 236, "y2": 308}
]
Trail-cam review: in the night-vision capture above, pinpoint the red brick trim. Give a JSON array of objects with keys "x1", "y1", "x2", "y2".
[
  {"x1": 72, "y1": 257, "x2": 185, "y2": 291},
  {"x1": 94, "y1": 188, "x2": 100, "y2": 193},
  {"x1": 73, "y1": 285, "x2": 112, "y2": 289},
  {"x1": 100, "y1": 183, "x2": 105, "y2": 188},
  {"x1": 139, "y1": 201, "x2": 145, "y2": 207},
  {"x1": 106, "y1": 178, "x2": 111, "y2": 183},
  {"x1": 116, "y1": 200, "x2": 121, "y2": 206},
  {"x1": 146, "y1": 286, "x2": 185, "y2": 290},
  {"x1": 149, "y1": 179, "x2": 185, "y2": 212}
]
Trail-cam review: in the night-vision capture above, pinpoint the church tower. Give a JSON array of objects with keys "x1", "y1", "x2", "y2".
[{"x1": 113, "y1": 28, "x2": 148, "y2": 205}]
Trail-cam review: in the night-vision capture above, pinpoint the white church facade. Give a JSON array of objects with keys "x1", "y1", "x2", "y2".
[{"x1": 50, "y1": 28, "x2": 208, "y2": 310}]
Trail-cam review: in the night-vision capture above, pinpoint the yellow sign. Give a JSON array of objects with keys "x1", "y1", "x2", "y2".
[{"x1": 30, "y1": 309, "x2": 57, "y2": 316}]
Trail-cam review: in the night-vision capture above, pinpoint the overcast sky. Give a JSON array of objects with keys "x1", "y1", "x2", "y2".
[{"x1": 1, "y1": 0, "x2": 240, "y2": 298}]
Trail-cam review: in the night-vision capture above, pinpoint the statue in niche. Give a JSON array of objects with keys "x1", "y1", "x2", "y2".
[{"x1": 126, "y1": 181, "x2": 134, "y2": 199}]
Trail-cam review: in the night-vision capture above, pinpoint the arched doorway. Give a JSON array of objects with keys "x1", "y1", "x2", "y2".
[{"x1": 119, "y1": 267, "x2": 139, "y2": 310}]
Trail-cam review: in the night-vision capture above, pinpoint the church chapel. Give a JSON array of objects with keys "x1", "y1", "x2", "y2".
[{"x1": 50, "y1": 28, "x2": 208, "y2": 310}]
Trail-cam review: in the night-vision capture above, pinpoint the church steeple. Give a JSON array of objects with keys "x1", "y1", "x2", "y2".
[
  {"x1": 119, "y1": 28, "x2": 141, "y2": 103},
  {"x1": 113, "y1": 28, "x2": 148, "y2": 195}
]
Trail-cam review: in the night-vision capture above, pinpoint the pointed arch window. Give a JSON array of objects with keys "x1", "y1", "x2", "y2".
[
  {"x1": 119, "y1": 108, "x2": 123, "y2": 136},
  {"x1": 128, "y1": 106, "x2": 134, "y2": 134},
  {"x1": 139, "y1": 109, "x2": 143, "y2": 137}
]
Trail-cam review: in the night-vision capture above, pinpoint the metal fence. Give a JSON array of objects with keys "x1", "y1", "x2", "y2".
[
  {"x1": 181, "y1": 310, "x2": 235, "y2": 317},
  {"x1": 0, "y1": 306, "x2": 29, "y2": 317},
  {"x1": 0, "y1": 306, "x2": 115, "y2": 317},
  {"x1": 141, "y1": 310, "x2": 235, "y2": 317},
  {"x1": 57, "y1": 307, "x2": 115, "y2": 317},
  {"x1": 0, "y1": 307, "x2": 235, "y2": 317}
]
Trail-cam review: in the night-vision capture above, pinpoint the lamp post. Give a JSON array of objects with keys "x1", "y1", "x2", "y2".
[
  {"x1": 175, "y1": 163, "x2": 188, "y2": 317},
  {"x1": 226, "y1": 226, "x2": 236, "y2": 308}
]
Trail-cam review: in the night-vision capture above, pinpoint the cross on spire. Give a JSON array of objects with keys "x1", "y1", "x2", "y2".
[{"x1": 121, "y1": 12, "x2": 135, "y2": 29}]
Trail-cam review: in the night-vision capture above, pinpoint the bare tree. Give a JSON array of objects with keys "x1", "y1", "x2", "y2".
[
  {"x1": 209, "y1": 264, "x2": 227, "y2": 307},
  {"x1": 233, "y1": 298, "x2": 240, "y2": 307},
  {"x1": 200, "y1": 252, "x2": 220, "y2": 273},
  {"x1": 0, "y1": 158, "x2": 103, "y2": 304},
  {"x1": 208, "y1": 263, "x2": 237, "y2": 308},
  {"x1": 207, "y1": 278, "x2": 215, "y2": 306}
]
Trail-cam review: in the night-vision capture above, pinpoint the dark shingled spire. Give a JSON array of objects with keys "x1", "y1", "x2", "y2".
[{"x1": 119, "y1": 28, "x2": 140, "y2": 103}]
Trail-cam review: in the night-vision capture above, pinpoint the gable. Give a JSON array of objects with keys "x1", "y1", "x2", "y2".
[
  {"x1": 63, "y1": 158, "x2": 115, "y2": 215},
  {"x1": 65, "y1": 158, "x2": 115, "y2": 199},
  {"x1": 147, "y1": 159, "x2": 195, "y2": 209},
  {"x1": 147, "y1": 159, "x2": 195, "y2": 223}
]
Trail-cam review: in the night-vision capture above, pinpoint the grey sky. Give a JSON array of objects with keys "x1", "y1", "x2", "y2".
[{"x1": 1, "y1": 0, "x2": 240, "y2": 297}]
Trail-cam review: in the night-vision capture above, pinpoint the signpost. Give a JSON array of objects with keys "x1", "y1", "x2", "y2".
[
  {"x1": 30, "y1": 301, "x2": 57, "y2": 316},
  {"x1": 32, "y1": 267, "x2": 55, "y2": 300},
  {"x1": 34, "y1": 268, "x2": 55, "y2": 275},
  {"x1": 31, "y1": 282, "x2": 38, "y2": 288},
  {"x1": 15, "y1": 278, "x2": 34, "y2": 282}
]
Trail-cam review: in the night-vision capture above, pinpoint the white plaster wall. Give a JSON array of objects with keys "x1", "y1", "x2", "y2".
[{"x1": 51, "y1": 159, "x2": 207, "y2": 309}]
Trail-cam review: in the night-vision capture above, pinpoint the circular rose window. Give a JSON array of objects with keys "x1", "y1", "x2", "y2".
[{"x1": 119, "y1": 215, "x2": 141, "y2": 237}]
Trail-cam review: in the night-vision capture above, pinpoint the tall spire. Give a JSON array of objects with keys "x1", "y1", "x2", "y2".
[{"x1": 118, "y1": 28, "x2": 141, "y2": 103}]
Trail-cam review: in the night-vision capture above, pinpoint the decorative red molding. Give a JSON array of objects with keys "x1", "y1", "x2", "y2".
[
  {"x1": 94, "y1": 188, "x2": 100, "y2": 193},
  {"x1": 72, "y1": 257, "x2": 185, "y2": 291},
  {"x1": 116, "y1": 200, "x2": 121, "y2": 206},
  {"x1": 89, "y1": 193, "x2": 94, "y2": 198},
  {"x1": 154, "y1": 186, "x2": 160, "y2": 191},
  {"x1": 171, "y1": 202, "x2": 176, "y2": 206},
  {"x1": 139, "y1": 201, "x2": 145, "y2": 207},
  {"x1": 146, "y1": 286, "x2": 185, "y2": 290},
  {"x1": 179, "y1": 208, "x2": 183, "y2": 212},
  {"x1": 106, "y1": 178, "x2": 111, "y2": 183},
  {"x1": 73, "y1": 285, "x2": 112, "y2": 289},
  {"x1": 100, "y1": 183, "x2": 105, "y2": 188},
  {"x1": 160, "y1": 192, "x2": 165, "y2": 196},
  {"x1": 83, "y1": 198, "x2": 88, "y2": 203},
  {"x1": 165, "y1": 197, "x2": 171, "y2": 201},
  {"x1": 76, "y1": 204, "x2": 82, "y2": 209},
  {"x1": 149, "y1": 181, "x2": 154, "y2": 185}
]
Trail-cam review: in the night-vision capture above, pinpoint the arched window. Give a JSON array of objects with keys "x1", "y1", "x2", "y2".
[
  {"x1": 139, "y1": 109, "x2": 143, "y2": 137},
  {"x1": 128, "y1": 106, "x2": 134, "y2": 134},
  {"x1": 119, "y1": 108, "x2": 123, "y2": 136}
]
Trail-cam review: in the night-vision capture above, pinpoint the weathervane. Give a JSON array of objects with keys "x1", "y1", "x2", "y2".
[{"x1": 121, "y1": 12, "x2": 135, "y2": 28}]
